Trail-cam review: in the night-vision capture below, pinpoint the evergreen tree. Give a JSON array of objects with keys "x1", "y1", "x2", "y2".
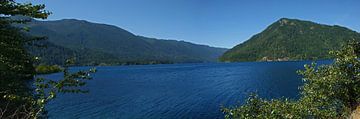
[
  {"x1": 0, "y1": 0, "x2": 50, "y2": 118},
  {"x1": 0, "y1": 1, "x2": 96, "y2": 118}
]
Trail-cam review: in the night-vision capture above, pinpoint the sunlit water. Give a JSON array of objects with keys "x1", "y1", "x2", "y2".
[{"x1": 43, "y1": 61, "x2": 330, "y2": 119}]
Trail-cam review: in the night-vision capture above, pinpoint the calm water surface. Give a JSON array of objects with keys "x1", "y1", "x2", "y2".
[{"x1": 44, "y1": 61, "x2": 330, "y2": 119}]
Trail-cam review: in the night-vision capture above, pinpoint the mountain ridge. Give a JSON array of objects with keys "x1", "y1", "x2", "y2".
[{"x1": 25, "y1": 18, "x2": 227, "y2": 65}]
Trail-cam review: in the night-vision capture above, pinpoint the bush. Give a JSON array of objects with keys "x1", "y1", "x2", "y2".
[
  {"x1": 223, "y1": 40, "x2": 360, "y2": 118},
  {"x1": 35, "y1": 65, "x2": 63, "y2": 74}
]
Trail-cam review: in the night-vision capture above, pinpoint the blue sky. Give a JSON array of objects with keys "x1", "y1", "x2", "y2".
[{"x1": 19, "y1": 0, "x2": 360, "y2": 48}]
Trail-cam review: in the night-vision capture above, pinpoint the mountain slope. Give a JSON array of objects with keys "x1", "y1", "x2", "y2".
[
  {"x1": 26, "y1": 40, "x2": 122, "y2": 65},
  {"x1": 26, "y1": 19, "x2": 227, "y2": 65},
  {"x1": 220, "y1": 18, "x2": 360, "y2": 62}
]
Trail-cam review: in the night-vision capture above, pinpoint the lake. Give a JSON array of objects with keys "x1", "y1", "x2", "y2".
[{"x1": 43, "y1": 61, "x2": 329, "y2": 119}]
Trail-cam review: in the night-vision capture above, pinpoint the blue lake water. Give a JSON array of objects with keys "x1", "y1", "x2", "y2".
[{"x1": 43, "y1": 61, "x2": 330, "y2": 119}]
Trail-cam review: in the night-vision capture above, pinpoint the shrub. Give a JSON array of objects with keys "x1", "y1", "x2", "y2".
[
  {"x1": 35, "y1": 65, "x2": 63, "y2": 74},
  {"x1": 223, "y1": 40, "x2": 360, "y2": 118}
]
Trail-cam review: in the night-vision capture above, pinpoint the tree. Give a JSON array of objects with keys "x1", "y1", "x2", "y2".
[
  {"x1": 223, "y1": 40, "x2": 360, "y2": 118},
  {"x1": 1, "y1": 0, "x2": 50, "y2": 118},
  {"x1": 0, "y1": 1, "x2": 96, "y2": 118}
]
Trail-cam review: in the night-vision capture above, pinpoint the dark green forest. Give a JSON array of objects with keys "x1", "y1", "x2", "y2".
[
  {"x1": 25, "y1": 19, "x2": 227, "y2": 66},
  {"x1": 220, "y1": 18, "x2": 360, "y2": 62}
]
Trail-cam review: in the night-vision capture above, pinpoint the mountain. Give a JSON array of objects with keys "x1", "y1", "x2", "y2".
[
  {"x1": 220, "y1": 18, "x2": 360, "y2": 62},
  {"x1": 25, "y1": 19, "x2": 227, "y2": 65},
  {"x1": 26, "y1": 40, "x2": 122, "y2": 65}
]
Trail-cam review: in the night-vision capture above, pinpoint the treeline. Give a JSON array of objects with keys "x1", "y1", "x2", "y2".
[{"x1": 26, "y1": 40, "x2": 177, "y2": 66}]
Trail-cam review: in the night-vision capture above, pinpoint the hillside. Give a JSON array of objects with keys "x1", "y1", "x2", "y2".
[
  {"x1": 25, "y1": 19, "x2": 227, "y2": 65},
  {"x1": 26, "y1": 40, "x2": 122, "y2": 65},
  {"x1": 220, "y1": 18, "x2": 360, "y2": 62}
]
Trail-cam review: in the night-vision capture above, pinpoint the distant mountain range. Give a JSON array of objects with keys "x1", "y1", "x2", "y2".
[
  {"x1": 24, "y1": 19, "x2": 227, "y2": 65},
  {"x1": 220, "y1": 18, "x2": 360, "y2": 62},
  {"x1": 25, "y1": 17, "x2": 359, "y2": 64}
]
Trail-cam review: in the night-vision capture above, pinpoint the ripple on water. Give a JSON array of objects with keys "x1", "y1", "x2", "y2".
[{"x1": 45, "y1": 62, "x2": 328, "y2": 118}]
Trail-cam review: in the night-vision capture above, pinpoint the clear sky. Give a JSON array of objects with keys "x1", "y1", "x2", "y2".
[{"x1": 19, "y1": 0, "x2": 360, "y2": 48}]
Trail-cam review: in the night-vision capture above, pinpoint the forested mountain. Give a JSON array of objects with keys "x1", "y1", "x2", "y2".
[
  {"x1": 220, "y1": 18, "x2": 360, "y2": 62},
  {"x1": 25, "y1": 19, "x2": 227, "y2": 65},
  {"x1": 26, "y1": 40, "x2": 122, "y2": 65}
]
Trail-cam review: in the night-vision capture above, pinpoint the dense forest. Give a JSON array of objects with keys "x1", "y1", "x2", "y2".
[
  {"x1": 24, "y1": 18, "x2": 227, "y2": 66},
  {"x1": 220, "y1": 18, "x2": 360, "y2": 62}
]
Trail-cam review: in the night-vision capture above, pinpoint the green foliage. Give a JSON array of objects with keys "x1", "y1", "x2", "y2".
[
  {"x1": 0, "y1": 0, "x2": 50, "y2": 118},
  {"x1": 35, "y1": 64, "x2": 62, "y2": 74},
  {"x1": 220, "y1": 18, "x2": 360, "y2": 62},
  {"x1": 298, "y1": 41, "x2": 360, "y2": 117},
  {"x1": 0, "y1": 0, "x2": 50, "y2": 81},
  {"x1": 2, "y1": 59, "x2": 96, "y2": 118},
  {"x1": 30, "y1": 59, "x2": 96, "y2": 118},
  {"x1": 223, "y1": 41, "x2": 360, "y2": 118},
  {"x1": 0, "y1": 0, "x2": 49, "y2": 20},
  {"x1": 222, "y1": 94, "x2": 306, "y2": 119},
  {"x1": 0, "y1": 1, "x2": 97, "y2": 118}
]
